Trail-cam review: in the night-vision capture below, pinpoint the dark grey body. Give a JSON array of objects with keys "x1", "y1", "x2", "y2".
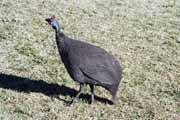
[{"x1": 56, "y1": 32, "x2": 122, "y2": 101}]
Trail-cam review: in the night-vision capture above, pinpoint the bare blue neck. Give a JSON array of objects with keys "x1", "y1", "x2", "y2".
[{"x1": 52, "y1": 20, "x2": 61, "y2": 32}]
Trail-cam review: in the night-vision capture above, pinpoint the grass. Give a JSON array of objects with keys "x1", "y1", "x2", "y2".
[{"x1": 0, "y1": 0, "x2": 180, "y2": 119}]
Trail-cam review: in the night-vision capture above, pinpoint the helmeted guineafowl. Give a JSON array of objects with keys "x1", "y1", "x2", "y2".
[{"x1": 45, "y1": 16, "x2": 122, "y2": 105}]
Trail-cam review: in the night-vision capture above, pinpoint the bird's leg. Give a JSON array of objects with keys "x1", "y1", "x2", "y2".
[
  {"x1": 89, "y1": 84, "x2": 94, "y2": 104},
  {"x1": 111, "y1": 95, "x2": 116, "y2": 105},
  {"x1": 69, "y1": 83, "x2": 83, "y2": 105}
]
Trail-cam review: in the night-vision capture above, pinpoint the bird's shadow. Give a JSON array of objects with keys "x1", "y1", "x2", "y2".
[{"x1": 0, "y1": 73, "x2": 112, "y2": 104}]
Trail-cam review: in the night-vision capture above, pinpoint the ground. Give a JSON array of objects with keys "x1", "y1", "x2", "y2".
[{"x1": 0, "y1": 0, "x2": 180, "y2": 119}]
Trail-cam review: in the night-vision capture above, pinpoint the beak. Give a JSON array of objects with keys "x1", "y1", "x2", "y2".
[{"x1": 45, "y1": 18, "x2": 51, "y2": 24}]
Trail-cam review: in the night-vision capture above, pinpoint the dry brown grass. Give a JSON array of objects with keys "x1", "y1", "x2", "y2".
[{"x1": 0, "y1": 0, "x2": 180, "y2": 119}]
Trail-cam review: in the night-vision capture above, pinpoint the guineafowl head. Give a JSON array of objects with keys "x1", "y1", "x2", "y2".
[{"x1": 45, "y1": 16, "x2": 60, "y2": 32}]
